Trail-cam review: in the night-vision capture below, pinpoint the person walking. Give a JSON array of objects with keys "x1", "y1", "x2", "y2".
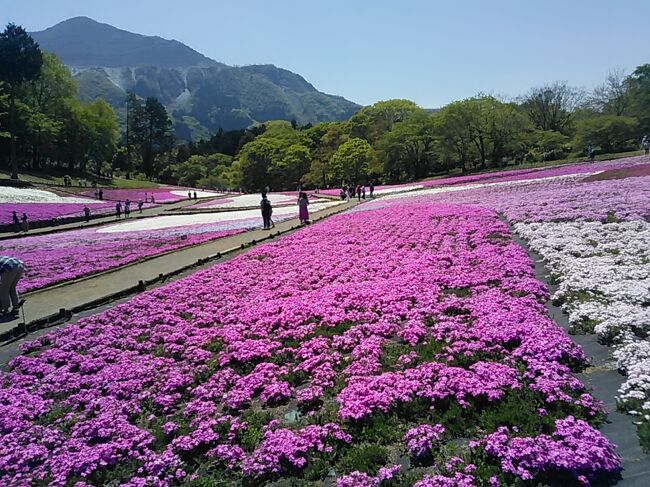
[
  {"x1": 83, "y1": 206, "x2": 91, "y2": 223},
  {"x1": 98, "y1": 189, "x2": 104, "y2": 200},
  {"x1": 642, "y1": 135, "x2": 650, "y2": 155},
  {"x1": 115, "y1": 201, "x2": 122, "y2": 219},
  {"x1": 20, "y1": 213, "x2": 28, "y2": 233},
  {"x1": 0, "y1": 256, "x2": 25, "y2": 316},
  {"x1": 298, "y1": 192, "x2": 310, "y2": 224},
  {"x1": 361, "y1": 185, "x2": 366, "y2": 200},
  {"x1": 138, "y1": 199, "x2": 144, "y2": 213},
  {"x1": 124, "y1": 199, "x2": 131, "y2": 218},
  {"x1": 261, "y1": 193, "x2": 273, "y2": 229},
  {"x1": 193, "y1": 191, "x2": 198, "y2": 200},
  {"x1": 356, "y1": 185, "x2": 362, "y2": 202},
  {"x1": 12, "y1": 211, "x2": 20, "y2": 233},
  {"x1": 151, "y1": 194, "x2": 156, "y2": 204},
  {"x1": 188, "y1": 191, "x2": 192, "y2": 200},
  {"x1": 369, "y1": 182, "x2": 375, "y2": 198}
]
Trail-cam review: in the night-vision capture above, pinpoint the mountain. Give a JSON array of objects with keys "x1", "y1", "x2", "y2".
[{"x1": 31, "y1": 17, "x2": 360, "y2": 140}]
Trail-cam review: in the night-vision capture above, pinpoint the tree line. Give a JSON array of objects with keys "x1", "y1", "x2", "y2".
[
  {"x1": 0, "y1": 24, "x2": 173, "y2": 181},
  {"x1": 2, "y1": 22, "x2": 650, "y2": 189}
]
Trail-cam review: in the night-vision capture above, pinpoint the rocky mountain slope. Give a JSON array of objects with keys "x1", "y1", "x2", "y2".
[{"x1": 31, "y1": 17, "x2": 360, "y2": 140}]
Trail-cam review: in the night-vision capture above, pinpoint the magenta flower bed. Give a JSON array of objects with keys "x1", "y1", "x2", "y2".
[
  {"x1": 1, "y1": 224, "x2": 243, "y2": 293},
  {"x1": 0, "y1": 202, "x2": 619, "y2": 485},
  {"x1": 0, "y1": 202, "x2": 117, "y2": 226}
]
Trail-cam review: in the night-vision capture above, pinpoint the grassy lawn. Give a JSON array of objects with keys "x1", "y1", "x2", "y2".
[{"x1": 0, "y1": 170, "x2": 160, "y2": 189}]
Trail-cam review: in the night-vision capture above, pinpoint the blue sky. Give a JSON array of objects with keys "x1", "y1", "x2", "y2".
[{"x1": 2, "y1": 0, "x2": 650, "y2": 108}]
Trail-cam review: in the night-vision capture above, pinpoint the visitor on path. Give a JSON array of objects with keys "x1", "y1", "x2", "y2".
[
  {"x1": 124, "y1": 199, "x2": 131, "y2": 218},
  {"x1": 188, "y1": 191, "x2": 192, "y2": 200},
  {"x1": 144, "y1": 192, "x2": 148, "y2": 203},
  {"x1": 356, "y1": 185, "x2": 362, "y2": 201},
  {"x1": 340, "y1": 188, "x2": 347, "y2": 201},
  {"x1": 642, "y1": 135, "x2": 650, "y2": 155},
  {"x1": 369, "y1": 182, "x2": 375, "y2": 198},
  {"x1": 115, "y1": 201, "x2": 122, "y2": 219},
  {"x1": 361, "y1": 185, "x2": 366, "y2": 199},
  {"x1": 586, "y1": 144, "x2": 595, "y2": 162},
  {"x1": 138, "y1": 199, "x2": 143, "y2": 213},
  {"x1": 98, "y1": 189, "x2": 104, "y2": 200},
  {"x1": 0, "y1": 256, "x2": 25, "y2": 316},
  {"x1": 194, "y1": 191, "x2": 198, "y2": 200},
  {"x1": 298, "y1": 192, "x2": 310, "y2": 224},
  {"x1": 21, "y1": 213, "x2": 28, "y2": 233},
  {"x1": 83, "y1": 206, "x2": 91, "y2": 223},
  {"x1": 151, "y1": 194, "x2": 156, "y2": 204},
  {"x1": 261, "y1": 193, "x2": 273, "y2": 229},
  {"x1": 264, "y1": 185, "x2": 270, "y2": 194},
  {"x1": 12, "y1": 211, "x2": 19, "y2": 233}
]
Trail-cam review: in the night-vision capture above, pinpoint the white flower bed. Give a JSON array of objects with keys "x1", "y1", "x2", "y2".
[
  {"x1": 199, "y1": 193, "x2": 297, "y2": 209},
  {"x1": 169, "y1": 189, "x2": 223, "y2": 198},
  {"x1": 0, "y1": 186, "x2": 94, "y2": 203},
  {"x1": 98, "y1": 200, "x2": 344, "y2": 233},
  {"x1": 514, "y1": 220, "x2": 650, "y2": 419}
]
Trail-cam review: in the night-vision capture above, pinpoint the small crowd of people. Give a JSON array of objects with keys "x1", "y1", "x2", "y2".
[
  {"x1": 340, "y1": 182, "x2": 375, "y2": 201},
  {"x1": 114, "y1": 199, "x2": 145, "y2": 219},
  {"x1": 11, "y1": 211, "x2": 28, "y2": 233}
]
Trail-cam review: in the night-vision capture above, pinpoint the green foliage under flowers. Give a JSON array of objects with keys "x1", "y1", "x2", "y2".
[{"x1": 336, "y1": 444, "x2": 389, "y2": 476}]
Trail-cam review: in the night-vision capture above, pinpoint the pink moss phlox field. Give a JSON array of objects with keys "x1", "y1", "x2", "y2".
[
  {"x1": 0, "y1": 203, "x2": 619, "y2": 485},
  {"x1": 1, "y1": 202, "x2": 118, "y2": 225},
  {"x1": 1, "y1": 224, "x2": 243, "y2": 293}
]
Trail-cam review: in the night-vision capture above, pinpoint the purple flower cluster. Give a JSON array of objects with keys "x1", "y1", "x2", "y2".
[
  {"x1": 473, "y1": 416, "x2": 620, "y2": 482},
  {"x1": 1, "y1": 202, "x2": 118, "y2": 226},
  {"x1": 0, "y1": 202, "x2": 618, "y2": 485},
  {"x1": 405, "y1": 423, "x2": 445, "y2": 458}
]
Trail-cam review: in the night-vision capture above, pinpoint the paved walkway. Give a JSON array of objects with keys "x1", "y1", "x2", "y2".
[{"x1": 0, "y1": 200, "x2": 358, "y2": 340}]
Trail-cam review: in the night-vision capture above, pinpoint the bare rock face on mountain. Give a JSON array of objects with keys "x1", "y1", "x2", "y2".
[{"x1": 31, "y1": 17, "x2": 360, "y2": 140}]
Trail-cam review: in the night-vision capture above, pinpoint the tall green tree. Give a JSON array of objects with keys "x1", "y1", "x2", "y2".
[
  {"x1": 378, "y1": 110, "x2": 438, "y2": 181},
  {"x1": 22, "y1": 52, "x2": 76, "y2": 169},
  {"x1": 627, "y1": 64, "x2": 650, "y2": 133},
  {"x1": 0, "y1": 23, "x2": 43, "y2": 178},
  {"x1": 125, "y1": 95, "x2": 173, "y2": 179},
  {"x1": 329, "y1": 138, "x2": 375, "y2": 183},
  {"x1": 521, "y1": 81, "x2": 584, "y2": 133}
]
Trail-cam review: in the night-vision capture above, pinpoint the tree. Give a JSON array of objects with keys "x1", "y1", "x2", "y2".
[
  {"x1": 434, "y1": 101, "x2": 476, "y2": 172},
  {"x1": 347, "y1": 99, "x2": 420, "y2": 142},
  {"x1": 521, "y1": 81, "x2": 584, "y2": 133},
  {"x1": 574, "y1": 115, "x2": 639, "y2": 153},
  {"x1": 85, "y1": 99, "x2": 118, "y2": 174},
  {"x1": 126, "y1": 95, "x2": 173, "y2": 179},
  {"x1": 627, "y1": 64, "x2": 650, "y2": 133},
  {"x1": 0, "y1": 23, "x2": 43, "y2": 178},
  {"x1": 22, "y1": 52, "x2": 76, "y2": 169},
  {"x1": 236, "y1": 137, "x2": 284, "y2": 191},
  {"x1": 329, "y1": 138, "x2": 375, "y2": 183},
  {"x1": 589, "y1": 69, "x2": 630, "y2": 116},
  {"x1": 378, "y1": 110, "x2": 438, "y2": 181}
]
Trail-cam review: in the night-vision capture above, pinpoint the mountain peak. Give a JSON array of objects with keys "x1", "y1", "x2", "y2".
[{"x1": 31, "y1": 16, "x2": 218, "y2": 68}]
